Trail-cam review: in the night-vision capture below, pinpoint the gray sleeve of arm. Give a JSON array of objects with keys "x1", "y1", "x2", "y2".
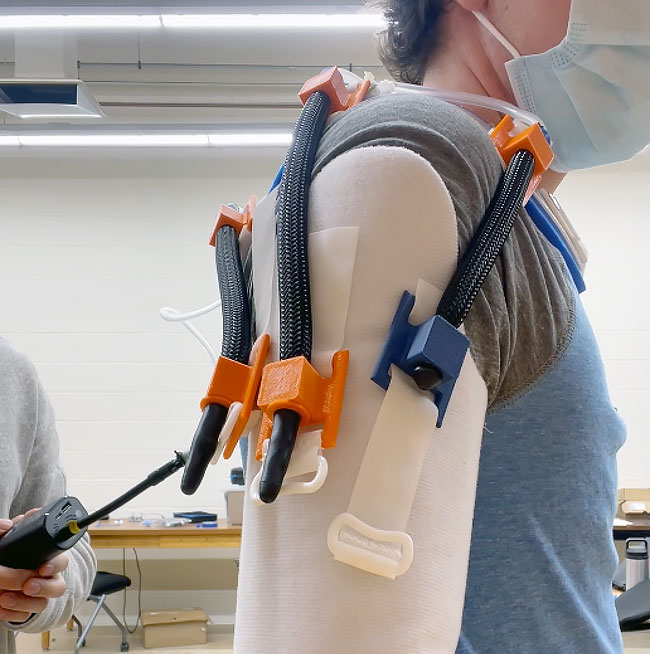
[{"x1": 5, "y1": 375, "x2": 97, "y2": 633}]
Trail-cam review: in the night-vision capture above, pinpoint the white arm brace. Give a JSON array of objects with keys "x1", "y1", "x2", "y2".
[{"x1": 235, "y1": 146, "x2": 488, "y2": 654}]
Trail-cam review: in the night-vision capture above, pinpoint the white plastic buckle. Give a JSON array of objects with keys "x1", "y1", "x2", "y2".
[
  {"x1": 250, "y1": 430, "x2": 328, "y2": 505},
  {"x1": 327, "y1": 512, "x2": 414, "y2": 580},
  {"x1": 210, "y1": 402, "x2": 243, "y2": 465}
]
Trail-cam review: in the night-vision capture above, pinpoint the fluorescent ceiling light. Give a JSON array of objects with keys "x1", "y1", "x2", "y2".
[
  {"x1": 209, "y1": 133, "x2": 292, "y2": 147},
  {"x1": 161, "y1": 13, "x2": 386, "y2": 29},
  {"x1": 1, "y1": 132, "x2": 293, "y2": 148},
  {"x1": 19, "y1": 134, "x2": 210, "y2": 147},
  {"x1": 19, "y1": 114, "x2": 102, "y2": 119},
  {"x1": 0, "y1": 13, "x2": 385, "y2": 30},
  {"x1": 0, "y1": 15, "x2": 161, "y2": 29}
]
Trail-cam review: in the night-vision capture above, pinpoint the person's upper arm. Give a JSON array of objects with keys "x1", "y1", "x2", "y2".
[
  {"x1": 4, "y1": 352, "x2": 96, "y2": 632},
  {"x1": 10, "y1": 375, "x2": 64, "y2": 519},
  {"x1": 235, "y1": 139, "x2": 489, "y2": 653}
]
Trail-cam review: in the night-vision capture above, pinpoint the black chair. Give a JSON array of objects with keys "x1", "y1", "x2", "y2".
[
  {"x1": 71, "y1": 572, "x2": 131, "y2": 653},
  {"x1": 616, "y1": 577, "x2": 650, "y2": 630}
]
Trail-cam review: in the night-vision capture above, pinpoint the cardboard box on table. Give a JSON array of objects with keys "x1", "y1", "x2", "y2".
[
  {"x1": 618, "y1": 489, "x2": 650, "y2": 519},
  {"x1": 140, "y1": 609, "x2": 208, "y2": 649}
]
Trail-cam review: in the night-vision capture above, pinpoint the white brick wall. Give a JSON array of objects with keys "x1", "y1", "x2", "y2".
[
  {"x1": 556, "y1": 161, "x2": 650, "y2": 488},
  {"x1": 0, "y1": 149, "x2": 280, "y2": 518}
]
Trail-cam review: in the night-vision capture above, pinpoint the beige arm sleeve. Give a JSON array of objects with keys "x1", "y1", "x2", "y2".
[{"x1": 235, "y1": 146, "x2": 487, "y2": 654}]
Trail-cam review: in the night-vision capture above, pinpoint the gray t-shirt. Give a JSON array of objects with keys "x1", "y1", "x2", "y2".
[
  {"x1": 315, "y1": 93, "x2": 575, "y2": 408},
  {"x1": 0, "y1": 339, "x2": 96, "y2": 654}
]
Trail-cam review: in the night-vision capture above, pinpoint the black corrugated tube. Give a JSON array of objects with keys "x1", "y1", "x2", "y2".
[
  {"x1": 258, "y1": 90, "x2": 331, "y2": 504},
  {"x1": 436, "y1": 150, "x2": 535, "y2": 328},
  {"x1": 181, "y1": 218, "x2": 252, "y2": 495}
]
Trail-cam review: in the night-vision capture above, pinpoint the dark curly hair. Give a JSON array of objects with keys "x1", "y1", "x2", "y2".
[{"x1": 374, "y1": 0, "x2": 451, "y2": 85}]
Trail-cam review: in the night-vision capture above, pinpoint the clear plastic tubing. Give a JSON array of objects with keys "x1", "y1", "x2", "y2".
[{"x1": 394, "y1": 81, "x2": 542, "y2": 128}]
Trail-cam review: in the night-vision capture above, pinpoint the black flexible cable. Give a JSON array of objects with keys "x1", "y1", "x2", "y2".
[
  {"x1": 260, "y1": 90, "x2": 331, "y2": 504},
  {"x1": 436, "y1": 150, "x2": 535, "y2": 328},
  {"x1": 69, "y1": 452, "x2": 186, "y2": 533},
  {"x1": 276, "y1": 90, "x2": 331, "y2": 362},
  {"x1": 217, "y1": 223, "x2": 252, "y2": 363},
  {"x1": 122, "y1": 548, "x2": 142, "y2": 634},
  {"x1": 182, "y1": 219, "x2": 252, "y2": 495}
]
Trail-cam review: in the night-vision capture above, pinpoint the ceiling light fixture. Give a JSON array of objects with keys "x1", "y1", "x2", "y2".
[
  {"x1": 0, "y1": 13, "x2": 385, "y2": 30},
  {"x1": 208, "y1": 132, "x2": 292, "y2": 147},
  {"x1": 0, "y1": 15, "x2": 161, "y2": 29},
  {"x1": 18, "y1": 113, "x2": 103, "y2": 120},
  {"x1": 0, "y1": 132, "x2": 293, "y2": 148},
  {"x1": 160, "y1": 13, "x2": 386, "y2": 29}
]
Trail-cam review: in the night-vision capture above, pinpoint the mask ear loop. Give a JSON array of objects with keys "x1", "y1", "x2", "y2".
[{"x1": 473, "y1": 11, "x2": 522, "y2": 59}]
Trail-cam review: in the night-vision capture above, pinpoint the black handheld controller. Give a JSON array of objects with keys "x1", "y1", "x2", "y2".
[
  {"x1": 0, "y1": 451, "x2": 185, "y2": 571},
  {"x1": 0, "y1": 497, "x2": 87, "y2": 570}
]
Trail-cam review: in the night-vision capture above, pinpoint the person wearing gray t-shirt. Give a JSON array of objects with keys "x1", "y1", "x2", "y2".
[{"x1": 0, "y1": 338, "x2": 96, "y2": 654}]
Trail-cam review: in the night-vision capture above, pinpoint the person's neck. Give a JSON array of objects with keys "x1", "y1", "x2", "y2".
[{"x1": 421, "y1": 10, "x2": 565, "y2": 192}]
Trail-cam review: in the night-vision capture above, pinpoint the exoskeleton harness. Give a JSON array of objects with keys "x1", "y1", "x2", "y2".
[{"x1": 178, "y1": 66, "x2": 580, "y2": 579}]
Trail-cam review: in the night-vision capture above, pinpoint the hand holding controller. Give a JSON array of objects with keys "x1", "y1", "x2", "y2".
[{"x1": 0, "y1": 513, "x2": 69, "y2": 624}]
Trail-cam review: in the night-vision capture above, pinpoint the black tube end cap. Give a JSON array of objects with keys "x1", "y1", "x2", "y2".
[
  {"x1": 258, "y1": 480, "x2": 282, "y2": 504},
  {"x1": 180, "y1": 476, "x2": 199, "y2": 496}
]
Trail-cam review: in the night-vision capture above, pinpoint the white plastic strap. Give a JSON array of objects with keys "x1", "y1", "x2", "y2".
[
  {"x1": 309, "y1": 226, "x2": 359, "y2": 374},
  {"x1": 328, "y1": 278, "x2": 469, "y2": 579},
  {"x1": 210, "y1": 402, "x2": 243, "y2": 465},
  {"x1": 251, "y1": 189, "x2": 279, "y2": 347},
  {"x1": 250, "y1": 431, "x2": 328, "y2": 503},
  {"x1": 328, "y1": 366, "x2": 437, "y2": 578}
]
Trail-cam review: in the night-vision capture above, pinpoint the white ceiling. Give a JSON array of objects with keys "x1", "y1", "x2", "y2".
[
  {"x1": 0, "y1": 2, "x2": 384, "y2": 128},
  {"x1": 0, "y1": 3, "x2": 645, "y2": 171}
]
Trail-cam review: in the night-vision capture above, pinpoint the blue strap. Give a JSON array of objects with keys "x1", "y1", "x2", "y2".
[
  {"x1": 269, "y1": 164, "x2": 284, "y2": 194},
  {"x1": 525, "y1": 196, "x2": 586, "y2": 294}
]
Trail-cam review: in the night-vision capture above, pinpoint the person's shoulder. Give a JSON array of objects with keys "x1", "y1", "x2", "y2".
[
  {"x1": 344, "y1": 91, "x2": 491, "y2": 143},
  {"x1": 315, "y1": 91, "x2": 501, "y2": 184}
]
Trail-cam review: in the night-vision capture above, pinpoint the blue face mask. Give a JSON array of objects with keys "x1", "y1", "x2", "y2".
[{"x1": 475, "y1": 0, "x2": 650, "y2": 172}]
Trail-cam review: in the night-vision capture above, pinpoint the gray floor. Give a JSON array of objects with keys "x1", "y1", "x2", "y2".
[
  {"x1": 18, "y1": 626, "x2": 233, "y2": 653},
  {"x1": 15, "y1": 627, "x2": 650, "y2": 653},
  {"x1": 624, "y1": 631, "x2": 650, "y2": 652}
]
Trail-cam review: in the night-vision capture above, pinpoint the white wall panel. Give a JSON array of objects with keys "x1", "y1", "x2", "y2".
[
  {"x1": 57, "y1": 421, "x2": 198, "y2": 451},
  {"x1": 6, "y1": 333, "x2": 221, "y2": 363},
  {"x1": 557, "y1": 163, "x2": 650, "y2": 488},
  {"x1": 0, "y1": 152, "x2": 264, "y2": 520},
  {"x1": 37, "y1": 362, "x2": 211, "y2": 392}
]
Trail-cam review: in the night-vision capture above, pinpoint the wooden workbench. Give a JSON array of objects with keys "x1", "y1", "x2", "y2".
[
  {"x1": 88, "y1": 520, "x2": 242, "y2": 549},
  {"x1": 614, "y1": 518, "x2": 650, "y2": 540}
]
